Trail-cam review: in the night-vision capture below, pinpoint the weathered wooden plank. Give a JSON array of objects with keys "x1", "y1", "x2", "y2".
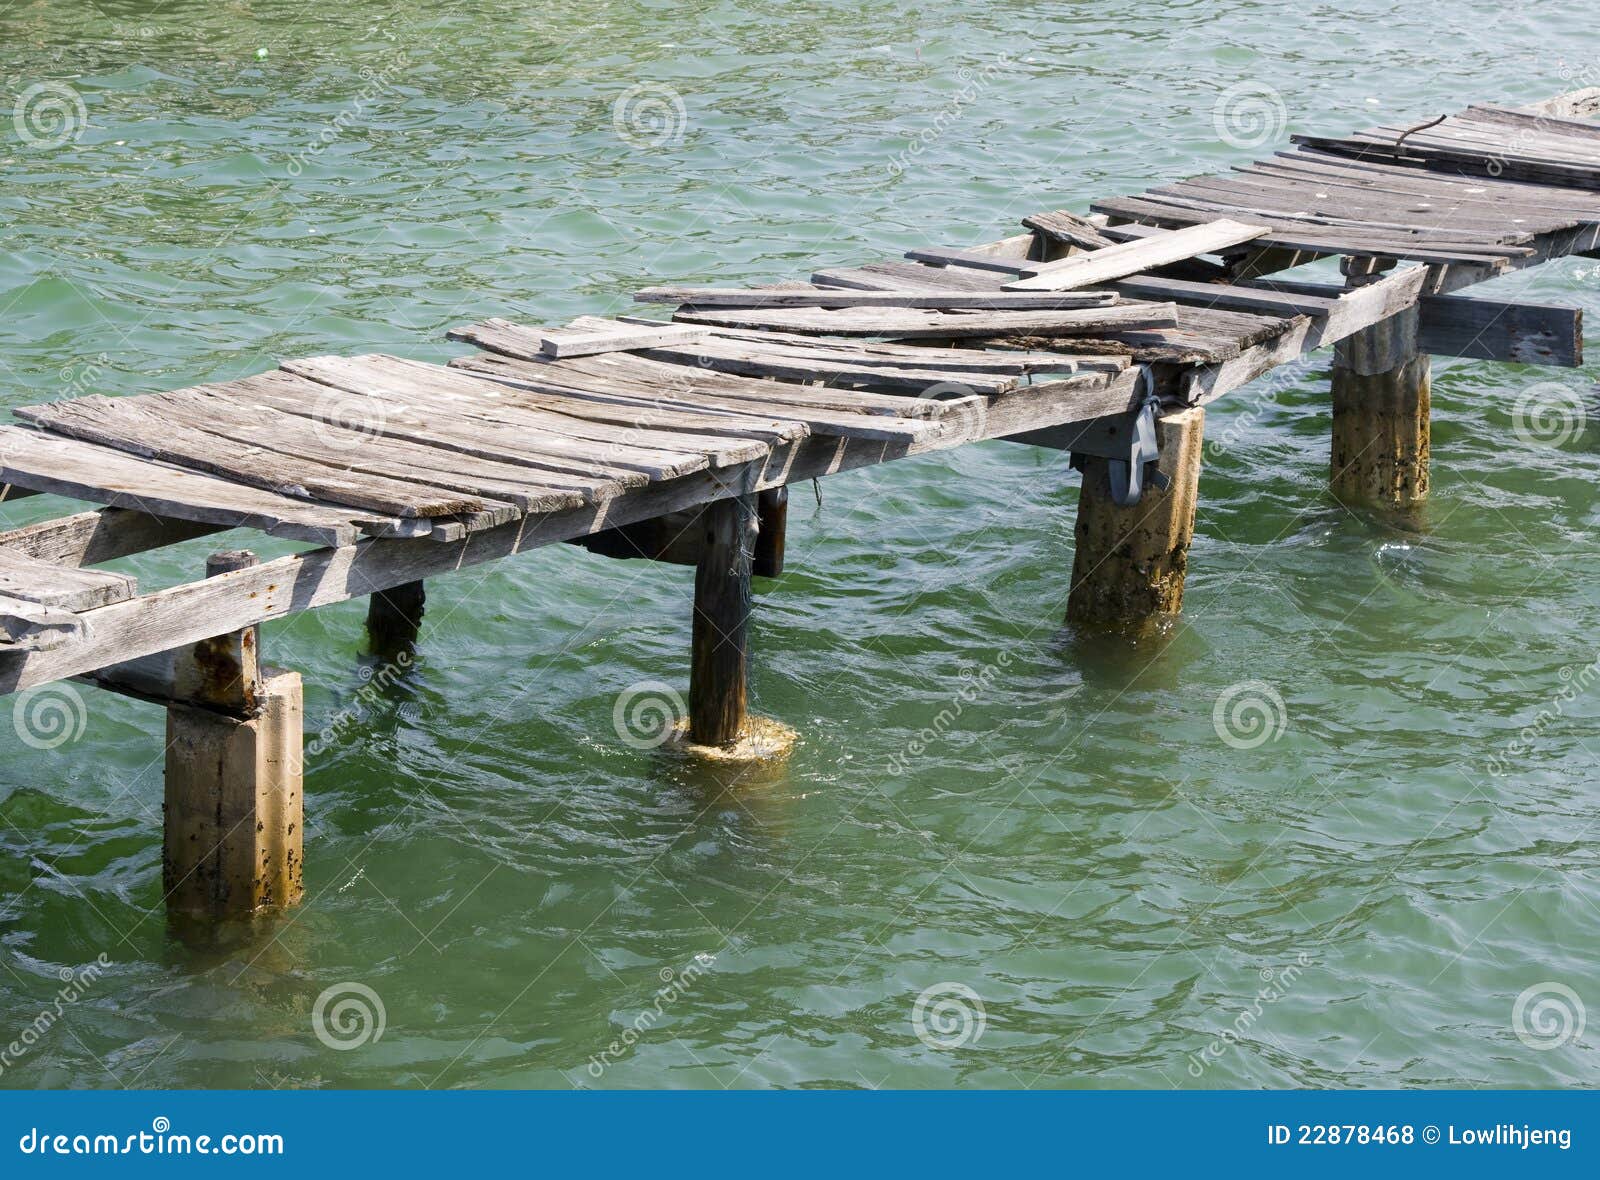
[
  {"x1": 451, "y1": 353, "x2": 938, "y2": 443},
  {"x1": 0, "y1": 368, "x2": 1143, "y2": 692},
  {"x1": 902, "y1": 247, "x2": 1038, "y2": 274},
  {"x1": 671, "y1": 302, "x2": 1180, "y2": 338},
  {"x1": 1022, "y1": 209, "x2": 1119, "y2": 251},
  {"x1": 0, "y1": 594, "x2": 84, "y2": 652},
  {"x1": 0, "y1": 548, "x2": 136, "y2": 611},
  {"x1": 0, "y1": 509, "x2": 222, "y2": 567},
  {"x1": 1247, "y1": 278, "x2": 1582, "y2": 366},
  {"x1": 634, "y1": 286, "x2": 1117, "y2": 310},
  {"x1": 810, "y1": 260, "x2": 1009, "y2": 292},
  {"x1": 1110, "y1": 274, "x2": 1332, "y2": 317},
  {"x1": 14, "y1": 396, "x2": 481, "y2": 520},
  {"x1": 1004, "y1": 220, "x2": 1271, "y2": 291},
  {"x1": 1517, "y1": 88, "x2": 1600, "y2": 120},
  {"x1": 1184, "y1": 265, "x2": 1429, "y2": 401},
  {"x1": 0, "y1": 425, "x2": 411, "y2": 544},
  {"x1": 536, "y1": 321, "x2": 710, "y2": 359}
]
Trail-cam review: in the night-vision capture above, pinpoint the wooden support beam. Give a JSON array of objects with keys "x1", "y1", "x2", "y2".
[
  {"x1": 0, "y1": 368, "x2": 1147, "y2": 696},
  {"x1": 1330, "y1": 303, "x2": 1431, "y2": 509},
  {"x1": 366, "y1": 581, "x2": 425, "y2": 657},
  {"x1": 574, "y1": 489, "x2": 787, "y2": 578},
  {"x1": 689, "y1": 494, "x2": 757, "y2": 747},
  {"x1": 164, "y1": 669, "x2": 304, "y2": 918},
  {"x1": 172, "y1": 550, "x2": 263, "y2": 715},
  {"x1": 0, "y1": 508, "x2": 223, "y2": 567},
  {"x1": 1246, "y1": 278, "x2": 1582, "y2": 367},
  {"x1": 1067, "y1": 406, "x2": 1205, "y2": 631}
]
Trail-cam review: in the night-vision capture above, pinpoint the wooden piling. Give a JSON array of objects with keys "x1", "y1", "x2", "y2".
[
  {"x1": 164, "y1": 671, "x2": 304, "y2": 917},
  {"x1": 163, "y1": 550, "x2": 304, "y2": 918},
  {"x1": 367, "y1": 580, "x2": 426, "y2": 655},
  {"x1": 1329, "y1": 300, "x2": 1431, "y2": 509},
  {"x1": 1066, "y1": 406, "x2": 1205, "y2": 631},
  {"x1": 689, "y1": 494, "x2": 757, "y2": 746}
]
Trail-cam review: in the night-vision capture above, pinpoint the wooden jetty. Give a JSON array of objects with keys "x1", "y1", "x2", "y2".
[{"x1": 1, "y1": 90, "x2": 1595, "y2": 920}]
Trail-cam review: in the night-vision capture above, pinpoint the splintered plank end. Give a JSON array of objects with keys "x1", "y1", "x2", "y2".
[{"x1": 537, "y1": 321, "x2": 711, "y2": 359}]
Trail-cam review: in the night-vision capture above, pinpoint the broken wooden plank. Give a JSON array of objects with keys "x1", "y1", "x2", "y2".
[
  {"x1": 0, "y1": 548, "x2": 136, "y2": 611},
  {"x1": 536, "y1": 321, "x2": 710, "y2": 359},
  {"x1": 0, "y1": 509, "x2": 223, "y2": 567},
  {"x1": 1022, "y1": 209, "x2": 1119, "y2": 251},
  {"x1": 0, "y1": 593, "x2": 84, "y2": 652},
  {"x1": 902, "y1": 247, "x2": 1039, "y2": 274},
  {"x1": 634, "y1": 286, "x2": 1117, "y2": 310},
  {"x1": 1109, "y1": 274, "x2": 1332, "y2": 318},
  {"x1": 670, "y1": 302, "x2": 1180, "y2": 339},
  {"x1": 1004, "y1": 219, "x2": 1271, "y2": 291}
]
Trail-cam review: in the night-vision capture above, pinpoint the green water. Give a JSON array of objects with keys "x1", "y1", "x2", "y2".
[{"x1": 1, "y1": 0, "x2": 1598, "y2": 1089}]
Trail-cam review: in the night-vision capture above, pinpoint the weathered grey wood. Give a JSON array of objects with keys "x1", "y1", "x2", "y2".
[
  {"x1": 1517, "y1": 88, "x2": 1600, "y2": 119},
  {"x1": 0, "y1": 368, "x2": 1142, "y2": 692},
  {"x1": 903, "y1": 247, "x2": 1040, "y2": 274},
  {"x1": 1006, "y1": 220, "x2": 1271, "y2": 291},
  {"x1": 689, "y1": 494, "x2": 756, "y2": 746},
  {"x1": 172, "y1": 549, "x2": 264, "y2": 715},
  {"x1": 537, "y1": 321, "x2": 709, "y2": 359},
  {"x1": 0, "y1": 594, "x2": 84, "y2": 651},
  {"x1": 634, "y1": 286, "x2": 1117, "y2": 310},
  {"x1": 0, "y1": 548, "x2": 136, "y2": 611},
  {"x1": 165, "y1": 668, "x2": 303, "y2": 917},
  {"x1": 1183, "y1": 265, "x2": 1429, "y2": 402},
  {"x1": 810, "y1": 260, "x2": 1009, "y2": 292},
  {"x1": 0, "y1": 426, "x2": 413, "y2": 545},
  {"x1": 14, "y1": 397, "x2": 482, "y2": 519},
  {"x1": 1110, "y1": 274, "x2": 1333, "y2": 317},
  {"x1": 1022, "y1": 209, "x2": 1119, "y2": 251},
  {"x1": 0, "y1": 509, "x2": 222, "y2": 567},
  {"x1": 672, "y1": 302, "x2": 1181, "y2": 338},
  {"x1": 1247, "y1": 278, "x2": 1582, "y2": 366}
]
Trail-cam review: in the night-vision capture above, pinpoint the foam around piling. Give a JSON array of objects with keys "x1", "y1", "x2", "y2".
[{"x1": 666, "y1": 715, "x2": 798, "y2": 763}]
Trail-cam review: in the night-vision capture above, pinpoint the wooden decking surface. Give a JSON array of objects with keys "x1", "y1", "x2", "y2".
[{"x1": 2, "y1": 95, "x2": 1599, "y2": 685}]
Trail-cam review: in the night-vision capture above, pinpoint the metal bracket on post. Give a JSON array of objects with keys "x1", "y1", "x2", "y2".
[{"x1": 1070, "y1": 369, "x2": 1170, "y2": 507}]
